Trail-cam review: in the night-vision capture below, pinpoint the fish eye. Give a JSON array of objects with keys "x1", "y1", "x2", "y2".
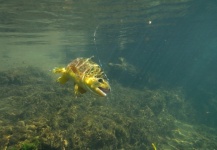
[{"x1": 98, "y1": 78, "x2": 103, "y2": 83}]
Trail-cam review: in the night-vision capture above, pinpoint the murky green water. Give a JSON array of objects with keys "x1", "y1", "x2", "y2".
[{"x1": 1, "y1": 0, "x2": 217, "y2": 149}]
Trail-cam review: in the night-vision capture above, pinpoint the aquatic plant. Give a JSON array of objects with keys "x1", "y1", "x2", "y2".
[
  {"x1": 20, "y1": 142, "x2": 38, "y2": 150},
  {"x1": 0, "y1": 67, "x2": 217, "y2": 149}
]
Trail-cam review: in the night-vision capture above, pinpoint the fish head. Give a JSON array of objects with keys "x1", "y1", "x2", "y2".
[{"x1": 84, "y1": 77, "x2": 111, "y2": 96}]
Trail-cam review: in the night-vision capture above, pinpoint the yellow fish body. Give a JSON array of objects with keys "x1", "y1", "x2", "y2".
[{"x1": 53, "y1": 57, "x2": 111, "y2": 97}]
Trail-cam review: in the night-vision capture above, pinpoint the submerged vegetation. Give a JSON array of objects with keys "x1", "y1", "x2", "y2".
[{"x1": 0, "y1": 66, "x2": 217, "y2": 149}]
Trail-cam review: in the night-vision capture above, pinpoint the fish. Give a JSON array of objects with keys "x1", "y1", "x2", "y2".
[{"x1": 53, "y1": 56, "x2": 111, "y2": 97}]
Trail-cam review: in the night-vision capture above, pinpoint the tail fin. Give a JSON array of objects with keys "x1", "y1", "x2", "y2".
[
  {"x1": 53, "y1": 68, "x2": 66, "y2": 74},
  {"x1": 53, "y1": 67, "x2": 69, "y2": 84}
]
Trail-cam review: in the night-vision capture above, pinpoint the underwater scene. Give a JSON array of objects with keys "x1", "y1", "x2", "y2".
[{"x1": 1, "y1": 0, "x2": 217, "y2": 149}]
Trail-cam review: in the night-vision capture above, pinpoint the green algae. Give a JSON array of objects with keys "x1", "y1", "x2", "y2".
[
  {"x1": 0, "y1": 67, "x2": 217, "y2": 150},
  {"x1": 20, "y1": 140, "x2": 39, "y2": 150}
]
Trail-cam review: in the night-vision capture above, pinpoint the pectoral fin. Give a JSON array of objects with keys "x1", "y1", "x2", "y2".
[
  {"x1": 74, "y1": 84, "x2": 86, "y2": 95},
  {"x1": 57, "y1": 74, "x2": 69, "y2": 84}
]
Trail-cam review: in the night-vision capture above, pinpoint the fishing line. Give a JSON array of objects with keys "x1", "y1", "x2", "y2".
[
  {"x1": 93, "y1": 24, "x2": 101, "y2": 65},
  {"x1": 93, "y1": 24, "x2": 109, "y2": 81}
]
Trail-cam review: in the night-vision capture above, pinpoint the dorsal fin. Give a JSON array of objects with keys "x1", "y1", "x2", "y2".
[{"x1": 70, "y1": 65, "x2": 78, "y2": 74}]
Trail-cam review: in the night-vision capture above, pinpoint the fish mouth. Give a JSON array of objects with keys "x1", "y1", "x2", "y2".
[{"x1": 97, "y1": 87, "x2": 110, "y2": 96}]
